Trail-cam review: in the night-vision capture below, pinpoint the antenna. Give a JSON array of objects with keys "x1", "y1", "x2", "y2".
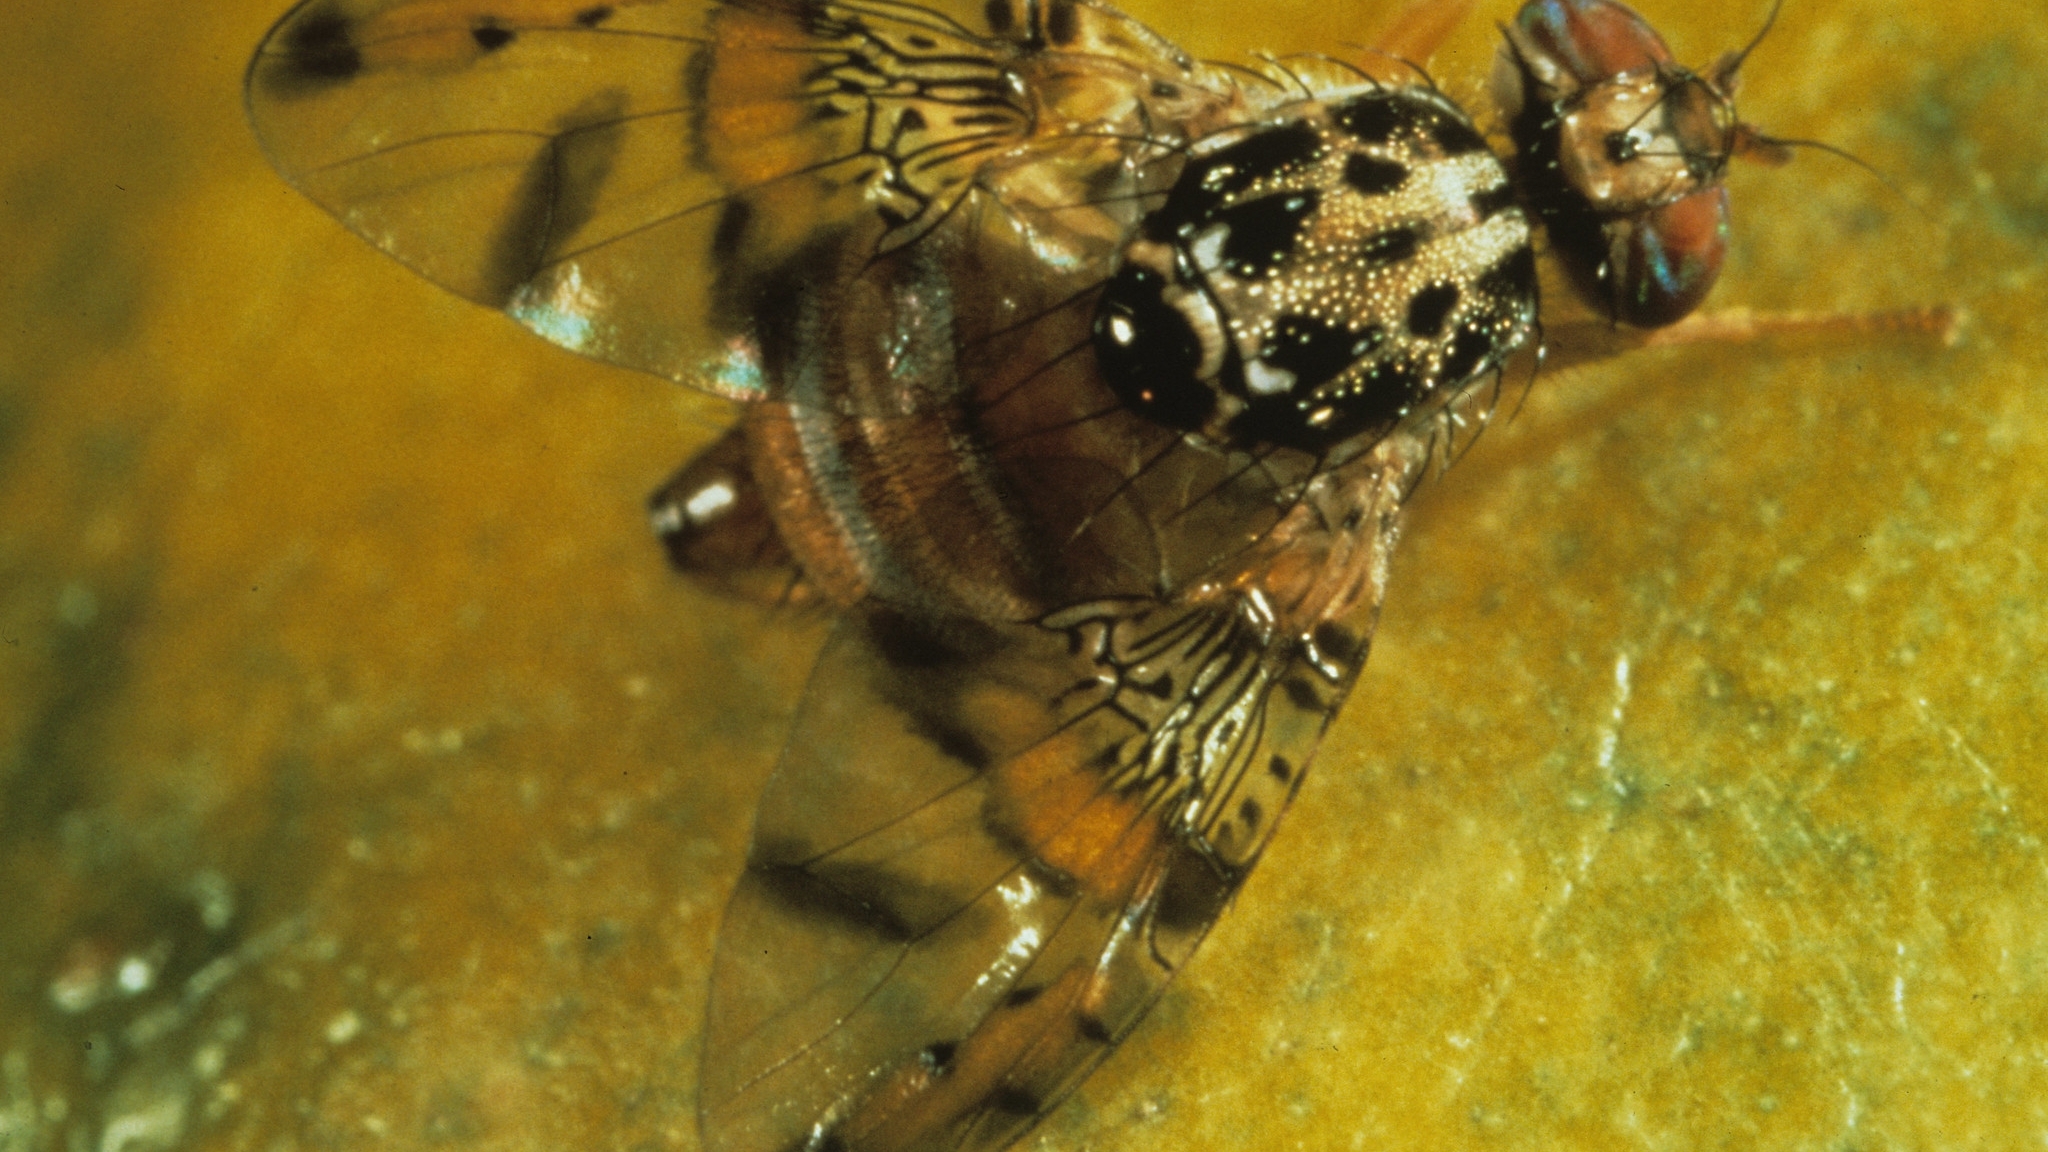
[{"x1": 1715, "y1": 0, "x2": 1786, "y2": 89}]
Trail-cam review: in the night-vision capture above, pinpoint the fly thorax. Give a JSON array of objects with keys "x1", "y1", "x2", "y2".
[{"x1": 1092, "y1": 86, "x2": 1538, "y2": 454}]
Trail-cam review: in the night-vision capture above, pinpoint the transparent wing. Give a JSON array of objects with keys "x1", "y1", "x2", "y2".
[
  {"x1": 245, "y1": 0, "x2": 1234, "y2": 398},
  {"x1": 701, "y1": 445, "x2": 1417, "y2": 1152}
]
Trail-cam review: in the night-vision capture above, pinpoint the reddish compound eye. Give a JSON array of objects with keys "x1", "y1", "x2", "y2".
[
  {"x1": 1500, "y1": 0, "x2": 1677, "y2": 85},
  {"x1": 1607, "y1": 183, "x2": 1729, "y2": 326},
  {"x1": 1494, "y1": 0, "x2": 1755, "y2": 327}
]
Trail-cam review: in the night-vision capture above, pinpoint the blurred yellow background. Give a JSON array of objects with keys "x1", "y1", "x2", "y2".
[{"x1": 2, "y1": 0, "x2": 2043, "y2": 1149}]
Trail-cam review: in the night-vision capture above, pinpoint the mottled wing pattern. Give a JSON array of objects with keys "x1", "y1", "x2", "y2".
[
  {"x1": 702, "y1": 448, "x2": 1415, "y2": 1152},
  {"x1": 248, "y1": 0, "x2": 740, "y2": 387},
  {"x1": 244, "y1": 0, "x2": 1231, "y2": 397}
]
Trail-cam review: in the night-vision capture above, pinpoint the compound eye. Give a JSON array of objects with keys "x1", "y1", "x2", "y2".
[
  {"x1": 1092, "y1": 265, "x2": 1217, "y2": 432},
  {"x1": 1609, "y1": 184, "x2": 1729, "y2": 326}
]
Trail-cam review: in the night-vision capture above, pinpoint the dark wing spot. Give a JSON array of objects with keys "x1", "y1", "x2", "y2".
[
  {"x1": 1077, "y1": 1011, "x2": 1113, "y2": 1043},
  {"x1": 260, "y1": 7, "x2": 362, "y2": 97},
  {"x1": 480, "y1": 90, "x2": 628, "y2": 305},
  {"x1": 1357, "y1": 225, "x2": 1421, "y2": 268},
  {"x1": 1238, "y1": 797, "x2": 1263, "y2": 828},
  {"x1": 1005, "y1": 984, "x2": 1044, "y2": 1007},
  {"x1": 1155, "y1": 744, "x2": 1182, "y2": 781},
  {"x1": 1476, "y1": 245, "x2": 1539, "y2": 306},
  {"x1": 921, "y1": 1041, "x2": 959, "y2": 1072},
  {"x1": 1406, "y1": 282, "x2": 1460, "y2": 337},
  {"x1": 1081, "y1": 156, "x2": 1130, "y2": 204},
  {"x1": 710, "y1": 199, "x2": 752, "y2": 263},
  {"x1": 906, "y1": 34, "x2": 938, "y2": 50},
  {"x1": 471, "y1": 22, "x2": 516, "y2": 51},
  {"x1": 1261, "y1": 313, "x2": 1360, "y2": 392},
  {"x1": 1269, "y1": 755, "x2": 1293, "y2": 782},
  {"x1": 684, "y1": 29, "x2": 715, "y2": 161},
  {"x1": 1136, "y1": 672, "x2": 1175, "y2": 699},
  {"x1": 749, "y1": 862, "x2": 917, "y2": 943},
  {"x1": 1046, "y1": 0, "x2": 1079, "y2": 45},
  {"x1": 806, "y1": 100, "x2": 851, "y2": 123},
  {"x1": 916, "y1": 720, "x2": 992, "y2": 773},
  {"x1": 898, "y1": 106, "x2": 927, "y2": 133},
  {"x1": 573, "y1": 6, "x2": 614, "y2": 27},
  {"x1": 1312, "y1": 622, "x2": 1362, "y2": 666},
  {"x1": 866, "y1": 609, "x2": 1002, "y2": 670},
  {"x1": 1344, "y1": 153, "x2": 1409, "y2": 196},
  {"x1": 1282, "y1": 677, "x2": 1326, "y2": 712},
  {"x1": 983, "y1": 0, "x2": 1015, "y2": 33},
  {"x1": 1152, "y1": 851, "x2": 1234, "y2": 933},
  {"x1": 1216, "y1": 192, "x2": 1319, "y2": 279},
  {"x1": 991, "y1": 1086, "x2": 1044, "y2": 1116},
  {"x1": 865, "y1": 611, "x2": 999, "y2": 769}
]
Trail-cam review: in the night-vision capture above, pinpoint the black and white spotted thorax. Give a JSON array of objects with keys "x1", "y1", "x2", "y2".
[{"x1": 1093, "y1": 85, "x2": 1540, "y2": 454}]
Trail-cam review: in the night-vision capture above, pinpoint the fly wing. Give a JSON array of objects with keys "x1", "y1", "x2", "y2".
[
  {"x1": 245, "y1": 0, "x2": 1232, "y2": 399},
  {"x1": 247, "y1": 0, "x2": 752, "y2": 389},
  {"x1": 700, "y1": 450, "x2": 1412, "y2": 1152}
]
